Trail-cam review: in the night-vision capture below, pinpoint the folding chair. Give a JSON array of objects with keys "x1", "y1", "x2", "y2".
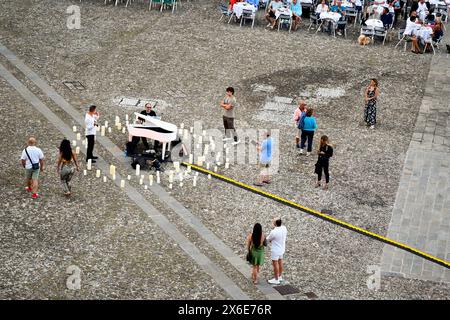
[
  {"x1": 278, "y1": 13, "x2": 293, "y2": 32},
  {"x1": 161, "y1": 0, "x2": 178, "y2": 13},
  {"x1": 346, "y1": 7, "x2": 358, "y2": 26},
  {"x1": 334, "y1": 18, "x2": 347, "y2": 38},
  {"x1": 394, "y1": 28, "x2": 412, "y2": 51},
  {"x1": 360, "y1": 25, "x2": 375, "y2": 43},
  {"x1": 240, "y1": 9, "x2": 256, "y2": 28},
  {"x1": 308, "y1": 12, "x2": 321, "y2": 31},
  {"x1": 149, "y1": 0, "x2": 163, "y2": 10},
  {"x1": 373, "y1": 26, "x2": 388, "y2": 45},
  {"x1": 219, "y1": 4, "x2": 232, "y2": 21}
]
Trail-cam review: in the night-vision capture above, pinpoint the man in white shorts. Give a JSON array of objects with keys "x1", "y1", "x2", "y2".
[{"x1": 267, "y1": 217, "x2": 288, "y2": 285}]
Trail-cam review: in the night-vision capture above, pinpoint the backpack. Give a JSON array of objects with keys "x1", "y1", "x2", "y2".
[{"x1": 297, "y1": 112, "x2": 306, "y2": 129}]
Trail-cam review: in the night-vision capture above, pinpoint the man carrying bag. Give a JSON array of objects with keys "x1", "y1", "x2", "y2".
[{"x1": 20, "y1": 137, "x2": 45, "y2": 199}]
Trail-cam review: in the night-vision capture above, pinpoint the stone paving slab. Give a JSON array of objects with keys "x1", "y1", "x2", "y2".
[{"x1": 381, "y1": 40, "x2": 450, "y2": 282}]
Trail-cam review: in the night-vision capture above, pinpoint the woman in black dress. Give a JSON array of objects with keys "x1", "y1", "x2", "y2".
[
  {"x1": 364, "y1": 78, "x2": 379, "y2": 129},
  {"x1": 315, "y1": 135, "x2": 333, "y2": 190}
]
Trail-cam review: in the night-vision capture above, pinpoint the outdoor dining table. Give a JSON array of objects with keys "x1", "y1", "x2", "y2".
[
  {"x1": 233, "y1": 2, "x2": 257, "y2": 19},
  {"x1": 365, "y1": 18, "x2": 384, "y2": 28},
  {"x1": 275, "y1": 6, "x2": 293, "y2": 19},
  {"x1": 319, "y1": 11, "x2": 341, "y2": 23},
  {"x1": 416, "y1": 26, "x2": 433, "y2": 40}
]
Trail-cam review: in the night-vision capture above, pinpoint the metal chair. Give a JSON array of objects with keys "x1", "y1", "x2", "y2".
[
  {"x1": 394, "y1": 28, "x2": 412, "y2": 51},
  {"x1": 278, "y1": 13, "x2": 293, "y2": 32},
  {"x1": 346, "y1": 7, "x2": 358, "y2": 26},
  {"x1": 334, "y1": 18, "x2": 347, "y2": 38},
  {"x1": 308, "y1": 12, "x2": 322, "y2": 32},
  {"x1": 360, "y1": 25, "x2": 375, "y2": 43},
  {"x1": 240, "y1": 9, "x2": 256, "y2": 28},
  {"x1": 219, "y1": 4, "x2": 232, "y2": 22},
  {"x1": 373, "y1": 26, "x2": 388, "y2": 45}
]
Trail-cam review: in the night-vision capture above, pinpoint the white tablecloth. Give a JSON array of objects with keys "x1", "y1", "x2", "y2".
[
  {"x1": 365, "y1": 19, "x2": 384, "y2": 28},
  {"x1": 275, "y1": 7, "x2": 293, "y2": 19},
  {"x1": 320, "y1": 11, "x2": 341, "y2": 22},
  {"x1": 300, "y1": 0, "x2": 313, "y2": 4},
  {"x1": 417, "y1": 26, "x2": 433, "y2": 40},
  {"x1": 233, "y1": 2, "x2": 257, "y2": 19},
  {"x1": 341, "y1": 1, "x2": 354, "y2": 8},
  {"x1": 429, "y1": 0, "x2": 446, "y2": 5}
]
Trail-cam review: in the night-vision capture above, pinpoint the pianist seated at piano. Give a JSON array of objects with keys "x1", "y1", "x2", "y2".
[{"x1": 132, "y1": 103, "x2": 159, "y2": 152}]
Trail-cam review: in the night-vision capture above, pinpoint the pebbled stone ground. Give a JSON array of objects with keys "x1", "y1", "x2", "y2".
[{"x1": 0, "y1": 0, "x2": 448, "y2": 299}]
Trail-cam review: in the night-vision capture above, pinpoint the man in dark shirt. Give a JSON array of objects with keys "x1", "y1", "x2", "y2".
[
  {"x1": 380, "y1": 7, "x2": 393, "y2": 28},
  {"x1": 133, "y1": 103, "x2": 158, "y2": 152}
]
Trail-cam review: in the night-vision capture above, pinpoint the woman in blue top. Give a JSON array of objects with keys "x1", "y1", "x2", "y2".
[
  {"x1": 300, "y1": 108, "x2": 318, "y2": 156},
  {"x1": 291, "y1": 0, "x2": 302, "y2": 31}
]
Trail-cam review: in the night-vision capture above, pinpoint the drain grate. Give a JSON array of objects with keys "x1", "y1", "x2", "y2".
[
  {"x1": 304, "y1": 292, "x2": 318, "y2": 299},
  {"x1": 273, "y1": 285, "x2": 300, "y2": 296},
  {"x1": 63, "y1": 81, "x2": 85, "y2": 91}
]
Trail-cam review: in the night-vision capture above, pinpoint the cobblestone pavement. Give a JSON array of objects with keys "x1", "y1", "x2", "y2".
[
  {"x1": 1, "y1": 0, "x2": 449, "y2": 299},
  {"x1": 381, "y1": 36, "x2": 450, "y2": 283}
]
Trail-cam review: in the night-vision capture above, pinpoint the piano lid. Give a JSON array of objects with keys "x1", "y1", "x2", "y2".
[{"x1": 134, "y1": 112, "x2": 177, "y2": 133}]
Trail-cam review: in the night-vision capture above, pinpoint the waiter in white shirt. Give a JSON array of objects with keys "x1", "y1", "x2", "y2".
[
  {"x1": 85, "y1": 105, "x2": 99, "y2": 163},
  {"x1": 267, "y1": 217, "x2": 288, "y2": 285}
]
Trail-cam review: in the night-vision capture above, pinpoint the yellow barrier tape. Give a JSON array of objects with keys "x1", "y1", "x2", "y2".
[{"x1": 183, "y1": 162, "x2": 450, "y2": 269}]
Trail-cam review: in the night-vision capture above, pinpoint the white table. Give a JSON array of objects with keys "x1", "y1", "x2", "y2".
[
  {"x1": 429, "y1": 0, "x2": 446, "y2": 5},
  {"x1": 275, "y1": 7, "x2": 293, "y2": 19},
  {"x1": 320, "y1": 11, "x2": 341, "y2": 23},
  {"x1": 417, "y1": 26, "x2": 433, "y2": 40},
  {"x1": 365, "y1": 18, "x2": 384, "y2": 28},
  {"x1": 233, "y1": 2, "x2": 257, "y2": 19},
  {"x1": 341, "y1": 1, "x2": 354, "y2": 8}
]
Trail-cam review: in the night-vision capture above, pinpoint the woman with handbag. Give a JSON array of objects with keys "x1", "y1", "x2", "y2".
[
  {"x1": 246, "y1": 223, "x2": 267, "y2": 284},
  {"x1": 315, "y1": 135, "x2": 333, "y2": 190},
  {"x1": 57, "y1": 139, "x2": 80, "y2": 196}
]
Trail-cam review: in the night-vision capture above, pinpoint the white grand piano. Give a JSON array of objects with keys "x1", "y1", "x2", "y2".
[{"x1": 127, "y1": 112, "x2": 177, "y2": 160}]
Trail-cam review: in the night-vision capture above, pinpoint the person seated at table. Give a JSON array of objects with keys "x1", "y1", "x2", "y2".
[
  {"x1": 291, "y1": 0, "x2": 302, "y2": 31},
  {"x1": 404, "y1": 16, "x2": 422, "y2": 53},
  {"x1": 330, "y1": 0, "x2": 346, "y2": 13},
  {"x1": 335, "y1": 11, "x2": 347, "y2": 35},
  {"x1": 432, "y1": 16, "x2": 444, "y2": 41},
  {"x1": 380, "y1": 7, "x2": 393, "y2": 28},
  {"x1": 424, "y1": 8, "x2": 435, "y2": 24},
  {"x1": 266, "y1": 0, "x2": 284, "y2": 29},
  {"x1": 349, "y1": 0, "x2": 363, "y2": 11},
  {"x1": 316, "y1": 0, "x2": 330, "y2": 14}
]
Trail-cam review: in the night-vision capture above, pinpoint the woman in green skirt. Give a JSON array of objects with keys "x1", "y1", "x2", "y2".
[{"x1": 246, "y1": 223, "x2": 266, "y2": 284}]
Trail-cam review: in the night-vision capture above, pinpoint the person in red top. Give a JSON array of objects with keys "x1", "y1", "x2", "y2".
[{"x1": 229, "y1": 0, "x2": 238, "y2": 10}]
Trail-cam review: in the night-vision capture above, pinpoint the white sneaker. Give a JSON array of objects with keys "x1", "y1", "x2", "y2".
[
  {"x1": 268, "y1": 278, "x2": 280, "y2": 285},
  {"x1": 278, "y1": 276, "x2": 283, "y2": 282},
  {"x1": 370, "y1": 125, "x2": 375, "y2": 129},
  {"x1": 299, "y1": 149, "x2": 304, "y2": 154},
  {"x1": 231, "y1": 140, "x2": 240, "y2": 145},
  {"x1": 306, "y1": 152, "x2": 310, "y2": 156},
  {"x1": 266, "y1": 23, "x2": 272, "y2": 28}
]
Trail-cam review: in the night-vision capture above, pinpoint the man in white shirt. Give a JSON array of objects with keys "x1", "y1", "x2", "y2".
[
  {"x1": 267, "y1": 217, "x2": 288, "y2": 285},
  {"x1": 20, "y1": 136, "x2": 45, "y2": 199},
  {"x1": 416, "y1": 0, "x2": 429, "y2": 21},
  {"x1": 85, "y1": 105, "x2": 99, "y2": 163}
]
